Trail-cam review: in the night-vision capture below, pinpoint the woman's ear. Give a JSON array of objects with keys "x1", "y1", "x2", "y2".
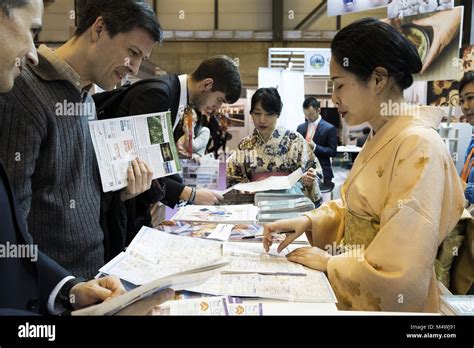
[{"x1": 372, "y1": 67, "x2": 389, "y2": 94}]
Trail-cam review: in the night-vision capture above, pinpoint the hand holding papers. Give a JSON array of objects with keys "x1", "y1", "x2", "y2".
[
  {"x1": 89, "y1": 111, "x2": 181, "y2": 192},
  {"x1": 72, "y1": 258, "x2": 230, "y2": 316}
]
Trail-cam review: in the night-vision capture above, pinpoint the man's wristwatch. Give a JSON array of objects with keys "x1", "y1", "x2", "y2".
[
  {"x1": 188, "y1": 187, "x2": 197, "y2": 205},
  {"x1": 57, "y1": 277, "x2": 87, "y2": 312}
]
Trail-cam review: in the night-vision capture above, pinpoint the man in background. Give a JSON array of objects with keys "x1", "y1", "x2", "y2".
[{"x1": 297, "y1": 97, "x2": 338, "y2": 192}]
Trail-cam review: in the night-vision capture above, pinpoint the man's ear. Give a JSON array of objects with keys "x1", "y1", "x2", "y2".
[
  {"x1": 91, "y1": 16, "x2": 106, "y2": 42},
  {"x1": 200, "y1": 78, "x2": 214, "y2": 92}
]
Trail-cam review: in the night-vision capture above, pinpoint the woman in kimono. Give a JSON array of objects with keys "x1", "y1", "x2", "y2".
[
  {"x1": 227, "y1": 87, "x2": 323, "y2": 204},
  {"x1": 263, "y1": 18, "x2": 465, "y2": 312}
]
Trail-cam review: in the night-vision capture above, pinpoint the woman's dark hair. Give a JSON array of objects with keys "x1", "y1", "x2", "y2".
[
  {"x1": 459, "y1": 71, "x2": 474, "y2": 95},
  {"x1": 331, "y1": 18, "x2": 422, "y2": 91},
  {"x1": 250, "y1": 87, "x2": 283, "y2": 116},
  {"x1": 191, "y1": 55, "x2": 242, "y2": 105},
  {"x1": 75, "y1": 0, "x2": 162, "y2": 43},
  {"x1": 0, "y1": 0, "x2": 29, "y2": 17}
]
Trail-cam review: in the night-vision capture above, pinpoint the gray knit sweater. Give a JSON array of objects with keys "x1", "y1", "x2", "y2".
[{"x1": 0, "y1": 47, "x2": 104, "y2": 278}]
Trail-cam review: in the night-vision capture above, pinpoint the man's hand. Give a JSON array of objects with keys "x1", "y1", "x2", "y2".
[
  {"x1": 286, "y1": 246, "x2": 331, "y2": 272},
  {"x1": 70, "y1": 276, "x2": 125, "y2": 309},
  {"x1": 120, "y1": 158, "x2": 153, "y2": 201},
  {"x1": 115, "y1": 289, "x2": 175, "y2": 316},
  {"x1": 194, "y1": 188, "x2": 224, "y2": 205}
]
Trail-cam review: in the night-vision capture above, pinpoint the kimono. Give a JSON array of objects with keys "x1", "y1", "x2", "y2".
[
  {"x1": 304, "y1": 107, "x2": 465, "y2": 312},
  {"x1": 227, "y1": 126, "x2": 322, "y2": 203}
]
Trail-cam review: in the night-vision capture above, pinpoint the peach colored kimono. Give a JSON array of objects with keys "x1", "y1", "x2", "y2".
[{"x1": 305, "y1": 107, "x2": 465, "y2": 312}]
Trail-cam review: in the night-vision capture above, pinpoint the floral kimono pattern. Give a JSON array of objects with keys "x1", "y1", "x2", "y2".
[{"x1": 227, "y1": 126, "x2": 322, "y2": 202}]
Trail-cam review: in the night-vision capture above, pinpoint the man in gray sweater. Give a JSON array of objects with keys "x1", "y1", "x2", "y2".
[{"x1": 0, "y1": 0, "x2": 162, "y2": 278}]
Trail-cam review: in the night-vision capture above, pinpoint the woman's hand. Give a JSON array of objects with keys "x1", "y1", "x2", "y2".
[
  {"x1": 286, "y1": 246, "x2": 331, "y2": 272},
  {"x1": 120, "y1": 158, "x2": 153, "y2": 201},
  {"x1": 263, "y1": 215, "x2": 312, "y2": 253},
  {"x1": 301, "y1": 168, "x2": 317, "y2": 187}
]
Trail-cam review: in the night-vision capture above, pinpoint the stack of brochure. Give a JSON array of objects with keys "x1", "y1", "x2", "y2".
[
  {"x1": 257, "y1": 197, "x2": 315, "y2": 224},
  {"x1": 440, "y1": 295, "x2": 474, "y2": 315}
]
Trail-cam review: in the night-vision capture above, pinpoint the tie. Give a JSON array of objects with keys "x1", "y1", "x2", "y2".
[{"x1": 306, "y1": 124, "x2": 316, "y2": 143}]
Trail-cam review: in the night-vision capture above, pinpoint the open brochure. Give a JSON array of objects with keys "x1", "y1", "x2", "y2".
[
  {"x1": 71, "y1": 258, "x2": 231, "y2": 316},
  {"x1": 171, "y1": 204, "x2": 259, "y2": 224},
  {"x1": 96, "y1": 227, "x2": 336, "y2": 303},
  {"x1": 228, "y1": 168, "x2": 303, "y2": 193},
  {"x1": 89, "y1": 111, "x2": 181, "y2": 192}
]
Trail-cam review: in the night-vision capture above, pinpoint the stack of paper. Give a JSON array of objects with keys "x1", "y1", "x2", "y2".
[
  {"x1": 257, "y1": 197, "x2": 315, "y2": 224},
  {"x1": 440, "y1": 295, "x2": 474, "y2": 315}
]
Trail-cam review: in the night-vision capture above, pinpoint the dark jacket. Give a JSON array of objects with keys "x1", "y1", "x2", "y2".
[
  {"x1": 297, "y1": 119, "x2": 337, "y2": 181},
  {"x1": 0, "y1": 162, "x2": 70, "y2": 315},
  {"x1": 93, "y1": 75, "x2": 189, "y2": 251}
]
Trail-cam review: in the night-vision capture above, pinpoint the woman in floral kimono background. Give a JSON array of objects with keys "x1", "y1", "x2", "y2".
[
  {"x1": 227, "y1": 87, "x2": 323, "y2": 204},
  {"x1": 263, "y1": 18, "x2": 466, "y2": 312}
]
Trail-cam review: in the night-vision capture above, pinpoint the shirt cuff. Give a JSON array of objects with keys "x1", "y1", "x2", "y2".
[{"x1": 48, "y1": 276, "x2": 75, "y2": 315}]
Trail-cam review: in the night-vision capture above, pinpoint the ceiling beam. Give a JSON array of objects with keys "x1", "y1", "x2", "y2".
[{"x1": 294, "y1": 0, "x2": 327, "y2": 31}]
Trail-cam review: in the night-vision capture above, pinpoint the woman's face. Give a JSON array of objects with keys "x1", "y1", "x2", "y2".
[
  {"x1": 330, "y1": 56, "x2": 377, "y2": 126},
  {"x1": 459, "y1": 81, "x2": 474, "y2": 126},
  {"x1": 251, "y1": 101, "x2": 278, "y2": 139}
]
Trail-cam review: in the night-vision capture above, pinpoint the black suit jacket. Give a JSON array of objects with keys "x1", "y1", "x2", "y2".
[
  {"x1": 0, "y1": 162, "x2": 70, "y2": 315},
  {"x1": 94, "y1": 75, "x2": 185, "y2": 207},
  {"x1": 93, "y1": 76, "x2": 188, "y2": 251},
  {"x1": 297, "y1": 119, "x2": 337, "y2": 181}
]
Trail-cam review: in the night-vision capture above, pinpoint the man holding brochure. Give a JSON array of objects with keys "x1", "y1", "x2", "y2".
[{"x1": 0, "y1": 0, "x2": 173, "y2": 315}]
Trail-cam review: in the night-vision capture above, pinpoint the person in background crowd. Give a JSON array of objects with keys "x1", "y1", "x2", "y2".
[
  {"x1": 227, "y1": 87, "x2": 323, "y2": 205},
  {"x1": 177, "y1": 107, "x2": 210, "y2": 159},
  {"x1": 297, "y1": 97, "x2": 338, "y2": 192}
]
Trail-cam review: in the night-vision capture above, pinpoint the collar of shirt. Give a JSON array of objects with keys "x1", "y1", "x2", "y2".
[
  {"x1": 30, "y1": 45, "x2": 92, "y2": 95},
  {"x1": 175, "y1": 74, "x2": 189, "y2": 131},
  {"x1": 308, "y1": 115, "x2": 322, "y2": 131}
]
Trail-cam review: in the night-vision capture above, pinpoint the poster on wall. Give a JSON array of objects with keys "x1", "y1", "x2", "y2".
[
  {"x1": 387, "y1": 0, "x2": 454, "y2": 19},
  {"x1": 304, "y1": 49, "x2": 331, "y2": 76},
  {"x1": 383, "y1": 6, "x2": 463, "y2": 81},
  {"x1": 427, "y1": 80, "x2": 460, "y2": 107},
  {"x1": 327, "y1": 0, "x2": 388, "y2": 16}
]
